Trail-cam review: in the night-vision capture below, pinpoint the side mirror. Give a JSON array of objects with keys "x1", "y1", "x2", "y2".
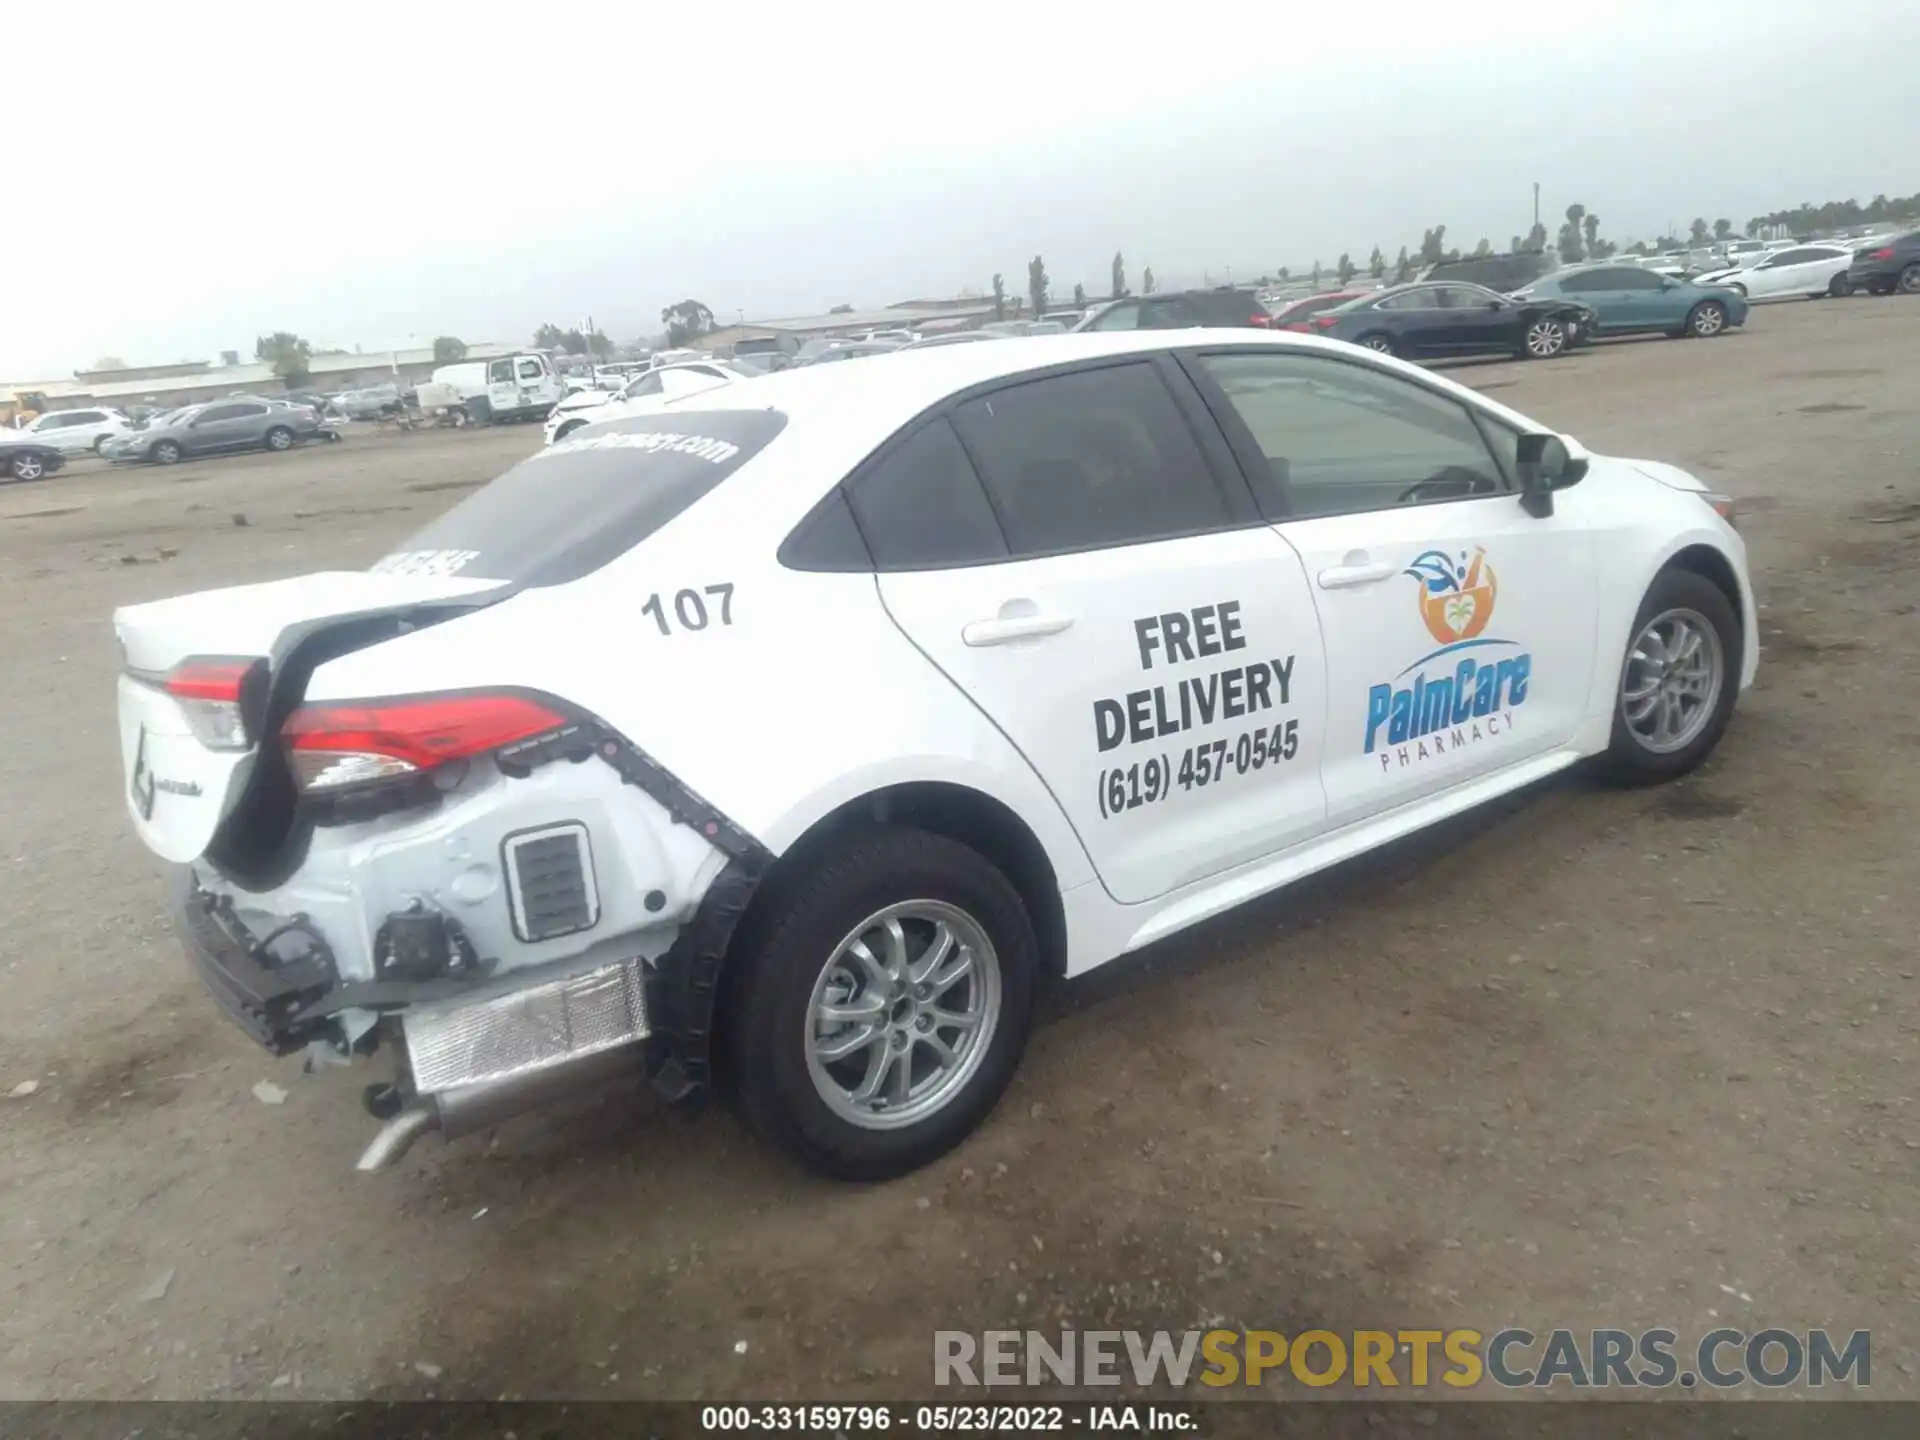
[
  {"x1": 1486, "y1": 298, "x2": 1504, "y2": 310},
  {"x1": 1515, "y1": 432, "x2": 1588, "y2": 517}
]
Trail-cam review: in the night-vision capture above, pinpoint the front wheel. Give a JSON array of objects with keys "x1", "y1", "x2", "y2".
[
  {"x1": 264, "y1": 426, "x2": 294, "y2": 452},
  {"x1": 724, "y1": 828, "x2": 1038, "y2": 1181},
  {"x1": 553, "y1": 418, "x2": 588, "y2": 443},
  {"x1": 1686, "y1": 300, "x2": 1728, "y2": 337},
  {"x1": 93, "y1": 435, "x2": 112, "y2": 454},
  {"x1": 1827, "y1": 273, "x2": 1852, "y2": 298},
  {"x1": 1521, "y1": 316, "x2": 1567, "y2": 359},
  {"x1": 1601, "y1": 568, "x2": 1741, "y2": 785},
  {"x1": 8, "y1": 451, "x2": 47, "y2": 482},
  {"x1": 151, "y1": 440, "x2": 182, "y2": 465}
]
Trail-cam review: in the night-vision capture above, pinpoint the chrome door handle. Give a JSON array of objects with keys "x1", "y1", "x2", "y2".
[
  {"x1": 1317, "y1": 560, "x2": 1398, "y2": 589},
  {"x1": 961, "y1": 613, "x2": 1075, "y2": 646}
]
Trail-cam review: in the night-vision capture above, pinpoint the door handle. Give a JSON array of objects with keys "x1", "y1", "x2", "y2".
[
  {"x1": 961, "y1": 613, "x2": 1074, "y2": 647},
  {"x1": 1317, "y1": 560, "x2": 1398, "y2": 590}
]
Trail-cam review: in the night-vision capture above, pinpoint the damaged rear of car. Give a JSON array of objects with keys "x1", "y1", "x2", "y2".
[{"x1": 115, "y1": 412, "x2": 789, "y2": 1171}]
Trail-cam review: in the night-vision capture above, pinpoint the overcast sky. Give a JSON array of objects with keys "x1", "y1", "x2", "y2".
[{"x1": 9, "y1": 0, "x2": 1915, "y2": 377}]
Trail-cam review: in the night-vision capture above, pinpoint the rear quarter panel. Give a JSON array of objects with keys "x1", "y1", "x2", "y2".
[{"x1": 304, "y1": 427, "x2": 1098, "y2": 890}]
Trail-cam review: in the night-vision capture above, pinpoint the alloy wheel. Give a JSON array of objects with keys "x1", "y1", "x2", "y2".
[
  {"x1": 1691, "y1": 305, "x2": 1726, "y2": 336},
  {"x1": 1361, "y1": 335, "x2": 1394, "y2": 354},
  {"x1": 12, "y1": 454, "x2": 45, "y2": 481},
  {"x1": 1621, "y1": 608, "x2": 1725, "y2": 754},
  {"x1": 1526, "y1": 319, "x2": 1566, "y2": 357},
  {"x1": 804, "y1": 900, "x2": 1002, "y2": 1131}
]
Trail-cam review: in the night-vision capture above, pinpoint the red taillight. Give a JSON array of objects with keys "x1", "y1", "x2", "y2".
[
  {"x1": 165, "y1": 657, "x2": 256, "y2": 703},
  {"x1": 282, "y1": 693, "x2": 566, "y2": 794},
  {"x1": 1249, "y1": 314, "x2": 1272, "y2": 327},
  {"x1": 163, "y1": 656, "x2": 264, "y2": 751},
  {"x1": 1310, "y1": 314, "x2": 1343, "y2": 330},
  {"x1": 1870, "y1": 247, "x2": 1894, "y2": 260}
]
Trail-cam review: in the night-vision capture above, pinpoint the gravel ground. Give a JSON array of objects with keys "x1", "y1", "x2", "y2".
[{"x1": 1, "y1": 298, "x2": 1916, "y2": 1403}]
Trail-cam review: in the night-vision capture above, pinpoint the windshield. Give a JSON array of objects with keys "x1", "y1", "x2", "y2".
[{"x1": 373, "y1": 410, "x2": 787, "y2": 588}]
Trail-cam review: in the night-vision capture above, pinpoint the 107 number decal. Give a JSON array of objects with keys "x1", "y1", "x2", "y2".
[
  {"x1": 642, "y1": 583, "x2": 734, "y2": 636},
  {"x1": 1098, "y1": 719, "x2": 1300, "y2": 819}
]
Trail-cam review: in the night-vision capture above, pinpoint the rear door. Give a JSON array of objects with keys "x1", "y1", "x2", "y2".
[
  {"x1": 1183, "y1": 346, "x2": 1599, "y2": 829},
  {"x1": 866, "y1": 358, "x2": 1328, "y2": 904}
]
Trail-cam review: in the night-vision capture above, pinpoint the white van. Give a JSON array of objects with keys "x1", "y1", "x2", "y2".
[{"x1": 429, "y1": 352, "x2": 563, "y2": 424}]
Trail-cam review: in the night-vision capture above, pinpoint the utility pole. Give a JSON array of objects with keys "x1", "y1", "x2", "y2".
[{"x1": 1532, "y1": 182, "x2": 1540, "y2": 233}]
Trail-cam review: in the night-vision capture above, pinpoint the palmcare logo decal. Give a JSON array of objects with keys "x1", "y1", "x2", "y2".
[{"x1": 1364, "y1": 547, "x2": 1530, "y2": 768}]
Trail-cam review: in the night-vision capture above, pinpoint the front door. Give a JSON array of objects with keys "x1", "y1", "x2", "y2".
[
  {"x1": 1431, "y1": 286, "x2": 1519, "y2": 355},
  {"x1": 1181, "y1": 346, "x2": 1599, "y2": 829},
  {"x1": 859, "y1": 360, "x2": 1328, "y2": 904}
]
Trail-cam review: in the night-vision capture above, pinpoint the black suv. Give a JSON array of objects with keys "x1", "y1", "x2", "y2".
[
  {"x1": 1846, "y1": 229, "x2": 1920, "y2": 295},
  {"x1": 1073, "y1": 287, "x2": 1272, "y2": 331},
  {"x1": 1418, "y1": 249, "x2": 1560, "y2": 295}
]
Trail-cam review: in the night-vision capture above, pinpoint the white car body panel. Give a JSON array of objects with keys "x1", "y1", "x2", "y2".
[{"x1": 108, "y1": 330, "x2": 1757, "y2": 1149}]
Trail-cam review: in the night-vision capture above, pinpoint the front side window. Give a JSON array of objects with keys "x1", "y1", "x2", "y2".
[
  {"x1": 1085, "y1": 301, "x2": 1140, "y2": 331},
  {"x1": 1194, "y1": 352, "x2": 1508, "y2": 520},
  {"x1": 950, "y1": 362, "x2": 1228, "y2": 557}
]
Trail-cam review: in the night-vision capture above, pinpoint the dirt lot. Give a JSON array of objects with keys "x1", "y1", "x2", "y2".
[{"x1": 2, "y1": 300, "x2": 1917, "y2": 1403}]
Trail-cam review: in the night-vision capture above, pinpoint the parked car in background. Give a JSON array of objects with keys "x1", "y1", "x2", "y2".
[
  {"x1": 1313, "y1": 281, "x2": 1593, "y2": 360},
  {"x1": 1270, "y1": 291, "x2": 1366, "y2": 330},
  {"x1": 792, "y1": 340, "x2": 905, "y2": 367},
  {"x1": 1023, "y1": 321, "x2": 1069, "y2": 336},
  {"x1": 335, "y1": 386, "x2": 405, "y2": 421},
  {"x1": 21, "y1": 406, "x2": 132, "y2": 456},
  {"x1": 1704, "y1": 244, "x2": 1856, "y2": 301},
  {"x1": 1417, "y1": 249, "x2": 1559, "y2": 294},
  {"x1": 1513, "y1": 265, "x2": 1749, "y2": 340},
  {"x1": 431, "y1": 352, "x2": 565, "y2": 423},
  {"x1": 901, "y1": 331, "x2": 1005, "y2": 349},
  {"x1": 542, "y1": 359, "x2": 751, "y2": 445},
  {"x1": 1847, "y1": 229, "x2": 1920, "y2": 295},
  {"x1": 102, "y1": 399, "x2": 325, "y2": 465},
  {"x1": 0, "y1": 433, "x2": 66, "y2": 482},
  {"x1": 1073, "y1": 287, "x2": 1274, "y2": 331}
]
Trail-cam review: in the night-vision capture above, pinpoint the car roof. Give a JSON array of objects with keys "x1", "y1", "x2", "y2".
[{"x1": 614, "y1": 327, "x2": 1555, "y2": 578}]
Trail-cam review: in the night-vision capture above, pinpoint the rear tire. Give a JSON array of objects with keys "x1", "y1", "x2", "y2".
[
  {"x1": 1357, "y1": 333, "x2": 1397, "y2": 357},
  {"x1": 264, "y1": 426, "x2": 294, "y2": 452},
  {"x1": 724, "y1": 828, "x2": 1038, "y2": 1181},
  {"x1": 151, "y1": 440, "x2": 182, "y2": 465},
  {"x1": 9, "y1": 451, "x2": 47, "y2": 482},
  {"x1": 1899, "y1": 262, "x2": 1920, "y2": 295},
  {"x1": 1685, "y1": 301, "x2": 1728, "y2": 337},
  {"x1": 1601, "y1": 568, "x2": 1741, "y2": 786}
]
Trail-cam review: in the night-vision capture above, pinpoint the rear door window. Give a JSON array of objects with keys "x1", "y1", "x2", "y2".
[
  {"x1": 949, "y1": 362, "x2": 1231, "y2": 557},
  {"x1": 374, "y1": 410, "x2": 787, "y2": 586}
]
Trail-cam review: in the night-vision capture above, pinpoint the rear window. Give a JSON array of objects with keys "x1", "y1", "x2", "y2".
[{"x1": 373, "y1": 410, "x2": 786, "y2": 587}]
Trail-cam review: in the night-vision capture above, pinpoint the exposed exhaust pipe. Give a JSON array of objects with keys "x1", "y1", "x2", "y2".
[
  {"x1": 355, "y1": 1105, "x2": 436, "y2": 1172},
  {"x1": 355, "y1": 1043, "x2": 646, "y2": 1172}
]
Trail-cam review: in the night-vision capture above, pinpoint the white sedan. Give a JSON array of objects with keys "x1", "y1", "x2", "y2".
[
  {"x1": 112, "y1": 331, "x2": 1755, "y2": 1179},
  {"x1": 1707, "y1": 243, "x2": 1857, "y2": 301},
  {"x1": 542, "y1": 359, "x2": 748, "y2": 445}
]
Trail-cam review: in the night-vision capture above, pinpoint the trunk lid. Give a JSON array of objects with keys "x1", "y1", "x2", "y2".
[{"x1": 115, "y1": 570, "x2": 503, "y2": 863}]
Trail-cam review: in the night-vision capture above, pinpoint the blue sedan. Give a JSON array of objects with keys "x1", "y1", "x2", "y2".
[{"x1": 1513, "y1": 263, "x2": 1749, "y2": 341}]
